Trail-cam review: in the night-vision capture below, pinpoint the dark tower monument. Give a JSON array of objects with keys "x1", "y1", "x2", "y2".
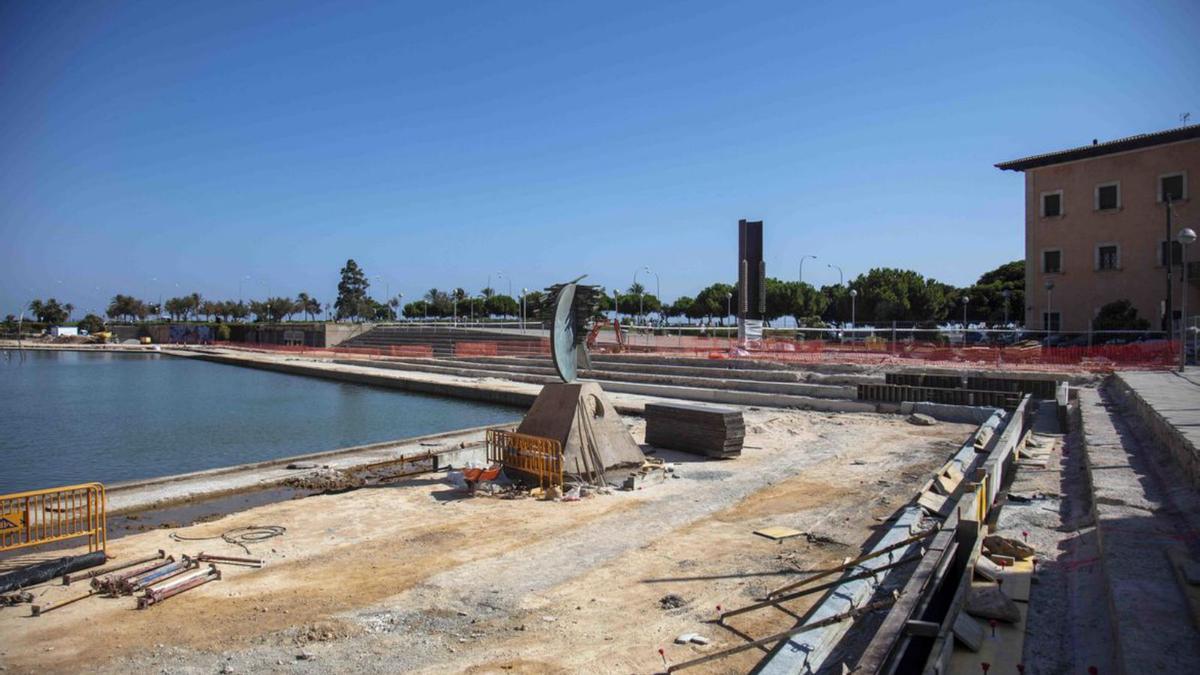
[{"x1": 737, "y1": 219, "x2": 766, "y2": 345}]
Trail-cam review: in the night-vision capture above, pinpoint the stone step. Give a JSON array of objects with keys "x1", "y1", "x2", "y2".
[{"x1": 1078, "y1": 384, "x2": 1200, "y2": 673}]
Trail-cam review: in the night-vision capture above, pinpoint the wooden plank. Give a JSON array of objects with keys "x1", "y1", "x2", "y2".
[
  {"x1": 918, "y1": 491, "x2": 948, "y2": 517},
  {"x1": 754, "y1": 526, "x2": 802, "y2": 541}
]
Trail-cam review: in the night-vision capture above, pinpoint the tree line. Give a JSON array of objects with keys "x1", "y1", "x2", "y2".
[{"x1": 9, "y1": 259, "x2": 1034, "y2": 330}]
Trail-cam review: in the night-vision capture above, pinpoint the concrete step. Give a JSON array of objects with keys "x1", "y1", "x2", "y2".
[
  {"x1": 1078, "y1": 384, "x2": 1200, "y2": 673},
  {"x1": 349, "y1": 357, "x2": 858, "y2": 400}
]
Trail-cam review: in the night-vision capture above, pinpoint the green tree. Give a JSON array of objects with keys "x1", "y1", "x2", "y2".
[
  {"x1": 78, "y1": 314, "x2": 105, "y2": 334},
  {"x1": 963, "y1": 260, "x2": 1025, "y2": 325},
  {"x1": 334, "y1": 259, "x2": 370, "y2": 321},
  {"x1": 669, "y1": 296, "x2": 695, "y2": 323},
  {"x1": 693, "y1": 283, "x2": 737, "y2": 323},
  {"x1": 28, "y1": 298, "x2": 73, "y2": 325},
  {"x1": 486, "y1": 294, "x2": 519, "y2": 318},
  {"x1": 1092, "y1": 300, "x2": 1150, "y2": 332}
]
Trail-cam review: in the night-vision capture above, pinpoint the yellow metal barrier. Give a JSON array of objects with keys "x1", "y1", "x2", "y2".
[
  {"x1": 486, "y1": 429, "x2": 564, "y2": 491},
  {"x1": 0, "y1": 483, "x2": 107, "y2": 555}
]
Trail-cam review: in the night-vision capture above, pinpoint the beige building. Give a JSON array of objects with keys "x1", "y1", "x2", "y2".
[{"x1": 997, "y1": 125, "x2": 1200, "y2": 334}]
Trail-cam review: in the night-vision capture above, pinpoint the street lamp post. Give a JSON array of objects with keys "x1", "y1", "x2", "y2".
[
  {"x1": 1179, "y1": 227, "x2": 1197, "y2": 371},
  {"x1": 521, "y1": 287, "x2": 528, "y2": 333},
  {"x1": 1044, "y1": 280, "x2": 1055, "y2": 333},
  {"x1": 827, "y1": 263, "x2": 844, "y2": 286},
  {"x1": 962, "y1": 295, "x2": 970, "y2": 327},
  {"x1": 613, "y1": 288, "x2": 620, "y2": 327},
  {"x1": 725, "y1": 292, "x2": 732, "y2": 326},
  {"x1": 799, "y1": 255, "x2": 817, "y2": 285},
  {"x1": 496, "y1": 272, "x2": 512, "y2": 305},
  {"x1": 849, "y1": 288, "x2": 858, "y2": 329}
]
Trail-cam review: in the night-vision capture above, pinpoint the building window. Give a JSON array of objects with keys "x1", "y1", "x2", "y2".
[
  {"x1": 1159, "y1": 172, "x2": 1187, "y2": 202},
  {"x1": 1041, "y1": 190, "x2": 1063, "y2": 218},
  {"x1": 1096, "y1": 244, "x2": 1119, "y2": 271},
  {"x1": 1043, "y1": 312, "x2": 1061, "y2": 332},
  {"x1": 1160, "y1": 240, "x2": 1183, "y2": 267},
  {"x1": 1095, "y1": 182, "x2": 1120, "y2": 210},
  {"x1": 1042, "y1": 249, "x2": 1062, "y2": 274}
]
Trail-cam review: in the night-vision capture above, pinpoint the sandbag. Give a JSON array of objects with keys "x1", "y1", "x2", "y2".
[{"x1": 0, "y1": 551, "x2": 107, "y2": 593}]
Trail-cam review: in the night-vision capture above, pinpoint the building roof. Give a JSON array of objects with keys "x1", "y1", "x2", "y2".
[{"x1": 995, "y1": 124, "x2": 1200, "y2": 171}]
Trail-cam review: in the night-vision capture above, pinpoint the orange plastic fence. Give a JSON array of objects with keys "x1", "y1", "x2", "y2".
[{"x1": 214, "y1": 337, "x2": 1177, "y2": 372}]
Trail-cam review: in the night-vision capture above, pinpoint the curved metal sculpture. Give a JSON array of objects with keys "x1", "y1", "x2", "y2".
[{"x1": 544, "y1": 276, "x2": 603, "y2": 382}]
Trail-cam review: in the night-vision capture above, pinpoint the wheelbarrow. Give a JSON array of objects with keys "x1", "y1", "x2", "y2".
[{"x1": 461, "y1": 465, "x2": 502, "y2": 495}]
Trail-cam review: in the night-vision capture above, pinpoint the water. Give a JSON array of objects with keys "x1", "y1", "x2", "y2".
[{"x1": 0, "y1": 350, "x2": 519, "y2": 493}]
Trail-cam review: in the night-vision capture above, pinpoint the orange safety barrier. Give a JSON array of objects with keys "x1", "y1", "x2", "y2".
[
  {"x1": 0, "y1": 483, "x2": 107, "y2": 555},
  {"x1": 485, "y1": 429, "x2": 564, "y2": 491}
]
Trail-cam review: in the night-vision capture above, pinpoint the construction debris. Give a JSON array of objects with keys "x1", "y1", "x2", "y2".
[
  {"x1": 983, "y1": 534, "x2": 1035, "y2": 561},
  {"x1": 907, "y1": 413, "x2": 937, "y2": 426},
  {"x1": 1, "y1": 591, "x2": 33, "y2": 606},
  {"x1": 964, "y1": 585, "x2": 1021, "y2": 623}
]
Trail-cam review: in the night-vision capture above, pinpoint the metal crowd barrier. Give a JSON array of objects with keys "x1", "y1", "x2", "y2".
[
  {"x1": 0, "y1": 483, "x2": 107, "y2": 555},
  {"x1": 485, "y1": 429, "x2": 564, "y2": 491}
]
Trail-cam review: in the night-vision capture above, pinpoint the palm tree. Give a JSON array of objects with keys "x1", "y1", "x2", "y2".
[
  {"x1": 297, "y1": 292, "x2": 313, "y2": 321},
  {"x1": 189, "y1": 293, "x2": 203, "y2": 321}
]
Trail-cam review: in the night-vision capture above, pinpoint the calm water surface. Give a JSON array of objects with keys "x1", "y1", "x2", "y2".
[{"x1": 0, "y1": 350, "x2": 519, "y2": 493}]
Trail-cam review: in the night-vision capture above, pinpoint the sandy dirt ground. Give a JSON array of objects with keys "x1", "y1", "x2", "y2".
[{"x1": 0, "y1": 410, "x2": 973, "y2": 674}]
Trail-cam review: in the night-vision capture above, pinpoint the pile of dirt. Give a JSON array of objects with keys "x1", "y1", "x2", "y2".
[{"x1": 281, "y1": 468, "x2": 364, "y2": 493}]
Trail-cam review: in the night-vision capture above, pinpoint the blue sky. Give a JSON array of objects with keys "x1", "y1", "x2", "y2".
[{"x1": 2, "y1": 0, "x2": 1198, "y2": 316}]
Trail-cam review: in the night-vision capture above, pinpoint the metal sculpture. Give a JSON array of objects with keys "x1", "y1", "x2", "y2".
[{"x1": 542, "y1": 276, "x2": 604, "y2": 382}]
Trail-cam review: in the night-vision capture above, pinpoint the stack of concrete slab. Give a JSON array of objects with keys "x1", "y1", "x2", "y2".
[{"x1": 644, "y1": 403, "x2": 744, "y2": 458}]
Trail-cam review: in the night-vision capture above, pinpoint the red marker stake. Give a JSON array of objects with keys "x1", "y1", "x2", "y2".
[
  {"x1": 658, "y1": 648, "x2": 667, "y2": 669},
  {"x1": 981, "y1": 663, "x2": 990, "y2": 674},
  {"x1": 1022, "y1": 530, "x2": 1029, "y2": 543},
  {"x1": 989, "y1": 619, "x2": 998, "y2": 637}
]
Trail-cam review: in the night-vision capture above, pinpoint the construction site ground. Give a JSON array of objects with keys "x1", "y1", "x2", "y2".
[{"x1": 0, "y1": 409, "x2": 974, "y2": 674}]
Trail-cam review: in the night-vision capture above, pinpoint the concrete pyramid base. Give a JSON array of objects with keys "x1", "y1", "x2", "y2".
[{"x1": 516, "y1": 382, "x2": 646, "y2": 480}]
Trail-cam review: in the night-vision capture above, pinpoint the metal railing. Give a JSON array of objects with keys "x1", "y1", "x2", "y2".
[
  {"x1": 485, "y1": 429, "x2": 563, "y2": 491},
  {"x1": 0, "y1": 483, "x2": 107, "y2": 555}
]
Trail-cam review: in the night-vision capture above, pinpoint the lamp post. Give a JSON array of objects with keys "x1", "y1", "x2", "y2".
[
  {"x1": 725, "y1": 292, "x2": 732, "y2": 326},
  {"x1": 827, "y1": 263, "x2": 843, "y2": 286},
  {"x1": 496, "y1": 272, "x2": 512, "y2": 303},
  {"x1": 1044, "y1": 280, "x2": 1055, "y2": 333},
  {"x1": 849, "y1": 288, "x2": 857, "y2": 328},
  {"x1": 521, "y1": 287, "x2": 528, "y2": 333},
  {"x1": 962, "y1": 295, "x2": 970, "y2": 327},
  {"x1": 643, "y1": 267, "x2": 660, "y2": 323},
  {"x1": 613, "y1": 288, "x2": 620, "y2": 326},
  {"x1": 1179, "y1": 227, "x2": 1197, "y2": 371},
  {"x1": 799, "y1": 255, "x2": 817, "y2": 285}
]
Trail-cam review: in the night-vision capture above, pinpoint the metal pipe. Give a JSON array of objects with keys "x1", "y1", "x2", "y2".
[
  {"x1": 31, "y1": 589, "x2": 99, "y2": 617},
  {"x1": 66, "y1": 549, "x2": 165, "y2": 585},
  {"x1": 666, "y1": 595, "x2": 899, "y2": 672},
  {"x1": 719, "y1": 552, "x2": 922, "y2": 623},
  {"x1": 142, "y1": 564, "x2": 215, "y2": 593},
  {"x1": 197, "y1": 552, "x2": 264, "y2": 567},
  {"x1": 767, "y1": 527, "x2": 936, "y2": 598},
  {"x1": 138, "y1": 568, "x2": 220, "y2": 609},
  {"x1": 93, "y1": 556, "x2": 175, "y2": 592},
  {"x1": 123, "y1": 557, "x2": 196, "y2": 593}
]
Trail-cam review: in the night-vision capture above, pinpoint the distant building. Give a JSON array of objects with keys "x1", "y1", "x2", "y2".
[
  {"x1": 50, "y1": 326, "x2": 79, "y2": 337},
  {"x1": 997, "y1": 125, "x2": 1200, "y2": 333}
]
